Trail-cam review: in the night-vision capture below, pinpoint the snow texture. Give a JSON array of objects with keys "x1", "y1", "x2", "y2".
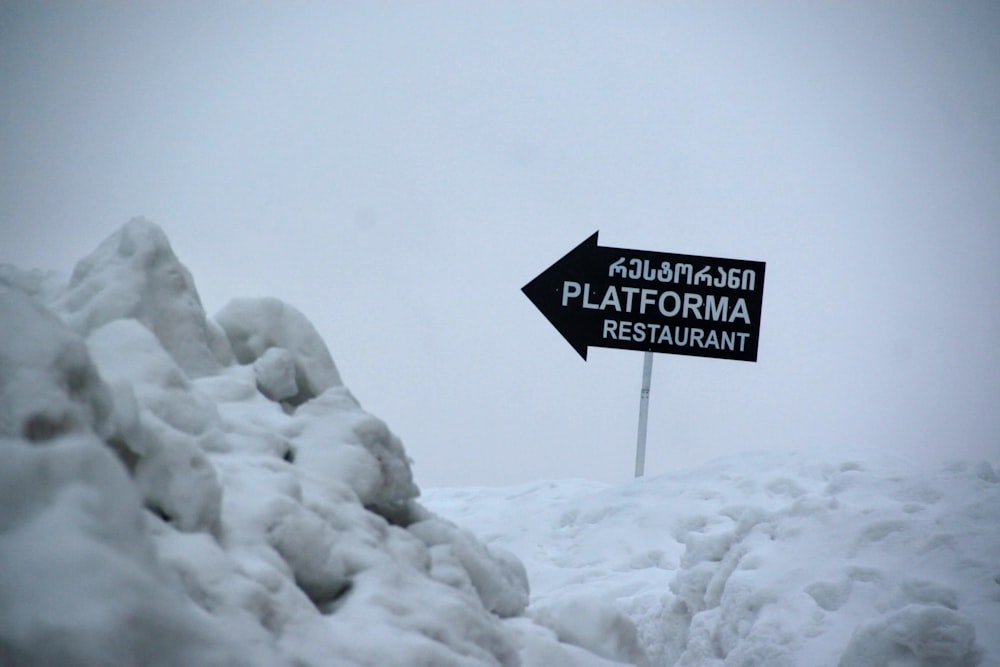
[
  {"x1": 0, "y1": 219, "x2": 614, "y2": 667},
  {"x1": 425, "y1": 452, "x2": 1000, "y2": 667},
  {"x1": 216, "y1": 296, "x2": 341, "y2": 404},
  {"x1": 0, "y1": 286, "x2": 114, "y2": 443},
  {"x1": 49, "y1": 217, "x2": 232, "y2": 377}
]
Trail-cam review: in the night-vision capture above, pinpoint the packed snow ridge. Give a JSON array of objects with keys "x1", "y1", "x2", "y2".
[{"x1": 1, "y1": 219, "x2": 998, "y2": 667}]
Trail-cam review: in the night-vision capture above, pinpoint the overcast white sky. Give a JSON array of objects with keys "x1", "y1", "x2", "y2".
[{"x1": 2, "y1": 1, "x2": 998, "y2": 487}]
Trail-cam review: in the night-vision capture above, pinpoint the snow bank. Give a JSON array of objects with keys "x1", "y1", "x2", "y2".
[
  {"x1": 426, "y1": 452, "x2": 1000, "y2": 667},
  {"x1": 0, "y1": 434, "x2": 273, "y2": 667},
  {"x1": 0, "y1": 219, "x2": 616, "y2": 666},
  {"x1": 0, "y1": 284, "x2": 272, "y2": 666}
]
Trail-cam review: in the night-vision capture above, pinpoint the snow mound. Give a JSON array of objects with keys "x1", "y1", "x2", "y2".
[
  {"x1": 87, "y1": 318, "x2": 225, "y2": 534},
  {"x1": 216, "y1": 296, "x2": 342, "y2": 404},
  {"x1": 409, "y1": 512, "x2": 530, "y2": 618},
  {"x1": 51, "y1": 217, "x2": 232, "y2": 377},
  {"x1": 0, "y1": 434, "x2": 271, "y2": 667},
  {"x1": 0, "y1": 286, "x2": 114, "y2": 443},
  {"x1": 0, "y1": 219, "x2": 618, "y2": 667},
  {"x1": 426, "y1": 452, "x2": 1000, "y2": 667}
]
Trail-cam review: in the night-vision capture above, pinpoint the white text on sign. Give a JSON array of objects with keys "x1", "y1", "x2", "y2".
[{"x1": 561, "y1": 281, "x2": 752, "y2": 324}]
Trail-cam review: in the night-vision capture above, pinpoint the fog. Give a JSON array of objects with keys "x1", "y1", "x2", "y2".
[{"x1": 2, "y1": 1, "x2": 998, "y2": 486}]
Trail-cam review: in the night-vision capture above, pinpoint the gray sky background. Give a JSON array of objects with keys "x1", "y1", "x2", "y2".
[{"x1": 2, "y1": 1, "x2": 998, "y2": 487}]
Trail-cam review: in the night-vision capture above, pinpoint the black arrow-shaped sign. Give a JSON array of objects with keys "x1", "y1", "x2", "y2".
[{"x1": 522, "y1": 232, "x2": 766, "y2": 361}]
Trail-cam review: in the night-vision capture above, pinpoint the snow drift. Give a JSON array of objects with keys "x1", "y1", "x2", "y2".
[
  {"x1": 425, "y1": 452, "x2": 1000, "y2": 667},
  {"x1": 0, "y1": 219, "x2": 621, "y2": 666}
]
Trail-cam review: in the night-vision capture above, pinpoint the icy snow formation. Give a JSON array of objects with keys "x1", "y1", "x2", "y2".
[
  {"x1": 0, "y1": 219, "x2": 623, "y2": 667},
  {"x1": 425, "y1": 452, "x2": 1000, "y2": 667}
]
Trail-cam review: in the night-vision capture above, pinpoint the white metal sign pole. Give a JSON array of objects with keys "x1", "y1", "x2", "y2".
[{"x1": 634, "y1": 351, "x2": 654, "y2": 478}]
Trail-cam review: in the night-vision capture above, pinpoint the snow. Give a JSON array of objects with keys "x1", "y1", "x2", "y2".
[
  {"x1": 0, "y1": 219, "x2": 615, "y2": 666},
  {"x1": 0, "y1": 287, "x2": 114, "y2": 442},
  {"x1": 216, "y1": 297, "x2": 342, "y2": 402},
  {"x1": 424, "y1": 452, "x2": 1000, "y2": 666},
  {"x1": 1, "y1": 218, "x2": 997, "y2": 666},
  {"x1": 52, "y1": 217, "x2": 231, "y2": 377}
]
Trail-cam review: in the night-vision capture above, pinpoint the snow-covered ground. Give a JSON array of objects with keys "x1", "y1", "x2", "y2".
[
  {"x1": 425, "y1": 452, "x2": 1000, "y2": 666},
  {"x1": 1, "y1": 219, "x2": 997, "y2": 666}
]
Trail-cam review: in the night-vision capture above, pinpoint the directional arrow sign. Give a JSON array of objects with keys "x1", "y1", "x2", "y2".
[{"x1": 522, "y1": 232, "x2": 766, "y2": 361}]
